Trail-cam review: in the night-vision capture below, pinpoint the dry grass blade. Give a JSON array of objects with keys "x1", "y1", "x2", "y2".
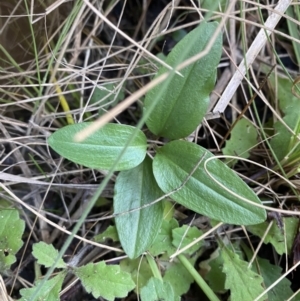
[
  {"x1": 213, "y1": 0, "x2": 293, "y2": 116},
  {"x1": 0, "y1": 275, "x2": 13, "y2": 301}
]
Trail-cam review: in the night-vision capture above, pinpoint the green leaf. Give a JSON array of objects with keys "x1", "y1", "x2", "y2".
[
  {"x1": 120, "y1": 257, "x2": 153, "y2": 290},
  {"x1": 114, "y1": 156, "x2": 164, "y2": 258},
  {"x1": 140, "y1": 277, "x2": 178, "y2": 301},
  {"x1": 247, "y1": 217, "x2": 298, "y2": 255},
  {"x1": 269, "y1": 75, "x2": 300, "y2": 115},
  {"x1": 270, "y1": 113, "x2": 300, "y2": 161},
  {"x1": 222, "y1": 118, "x2": 257, "y2": 167},
  {"x1": 286, "y1": 6, "x2": 300, "y2": 66},
  {"x1": 153, "y1": 140, "x2": 266, "y2": 225},
  {"x1": 172, "y1": 225, "x2": 203, "y2": 255},
  {"x1": 74, "y1": 261, "x2": 135, "y2": 301},
  {"x1": 171, "y1": 29, "x2": 187, "y2": 43},
  {"x1": 48, "y1": 122, "x2": 147, "y2": 171},
  {"x1": 93, "y1": 225, "x2": 119, "y2": 243},
  {"x1": 144, "y1": 22, "x2": 222, "y2": 140},
  {"x1": 90, "y1": 83, "x2": 124, "y2": 116},
  {"x1": 201, "y1": 0, "x2": 229, "y2": 12},
  {"x1": 221, "y1": 246, "x2": 265, "y2": 301},
  {"x1": 200, "y1": 248, "x2": 226, "y2": 292},
  {"x1": 149, "y1": 218, "x2": 179, "y2": 256},
  {"x1": 259, "y1": 261, "x2": 300, "y2": 301},
  {"x1": 32, "y1": 242, "x2": 66, "y2": 269},
  {"x1": 19, "y1": 272, "x2": 66, "y2": 301},
  {"x1": 163, "y1": 259, "x2": 195, "y2": 296},
  {"x1": 269, "y1": 75, "x2": 300, "y2": 161},
  {"x1": 0, "y1": 209, "x2": 25, "y2": 272},
  {"x1": 243, "y1": 244, "x2": 300, "y2": 301},
  {"x1": 137, "y1": 53, "x2": 166, "y2": 76},
  {"x1": 163, "y1": 200, "x2": 175, "y2": 221}
]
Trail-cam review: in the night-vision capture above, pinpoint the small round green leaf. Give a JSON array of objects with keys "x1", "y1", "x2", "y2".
[
  {"x1": 153, "y1": 140, "x2": 266, "y2": 225},
  {"x1": 48, "y1": 123, "x2": 147, "y2": 171},
  {"x1": 114, "y1": 156, "x2": 164, "y2": 258},
  {"x1": 144, "y1": 22, "x2": 222, "y2": 140}
]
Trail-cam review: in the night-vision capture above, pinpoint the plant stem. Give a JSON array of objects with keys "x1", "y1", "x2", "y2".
[
  {"x1": 178, "y1": 254, "x2": 220, "y2": 301},
  {"x1": 146, "y1": 254, "x2": 163, "y2": 281}
]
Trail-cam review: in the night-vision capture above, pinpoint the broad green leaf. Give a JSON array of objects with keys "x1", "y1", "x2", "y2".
[
  {"x1": 163, "y1": 259, "x2": 195, "y2": 296},
  {"x1": 0, "y1": 209, "x2": 25, "y2": 272},
  {"x1": 149, "y1": 218, "x2": 179, "y2": 256},
  {"x1": 140, "y1": 277, "x2": 177, "y2": 301},
  {"x1": 153, "y1": 140, "x2": 266, "y2": 225},
  {"x1": 221, "y1": 246, "x2": 265, "y2": 301},
  {"x1": 243, "y1": 244, "x2": 300, "y2": 301},
  {"x1": 75, "y1": 261, "x2": 135, "y2": 301},
  {"x1": 19, "y1": 272, "x2": 66, "y2": 301},
  {"x1": 120, "y1": 257, "x2": 153, "y2": 290},
  {"x1": 222, "y1": 118, "x2": 257, "y2": 167},
  {"x1": 48, "y1": 122, "x2": 147, "y2": 171},
  {"x1": 114, "y1": 156, "x2": 164, "y2": 258},
  {"x1": 32, "y1": 242, "x2": 66, "y2": 269},
  {"x1": 172, "y1": 225, "x2": 203, "y2": 255},
  {"x1": 247, "y1": 217, "x2": 298, "y2": 255},
  {"x1": 144, "y1": 22, "x2": 222, "y2": 140}
]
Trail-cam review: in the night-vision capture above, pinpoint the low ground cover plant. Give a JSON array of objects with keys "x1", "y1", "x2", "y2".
[
  {"x1": 47, "y1": 22, "x2": 267, "y2": 300},
  {"x1": 1, "y1": 2, "x2": 300, "y2": 301}
]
